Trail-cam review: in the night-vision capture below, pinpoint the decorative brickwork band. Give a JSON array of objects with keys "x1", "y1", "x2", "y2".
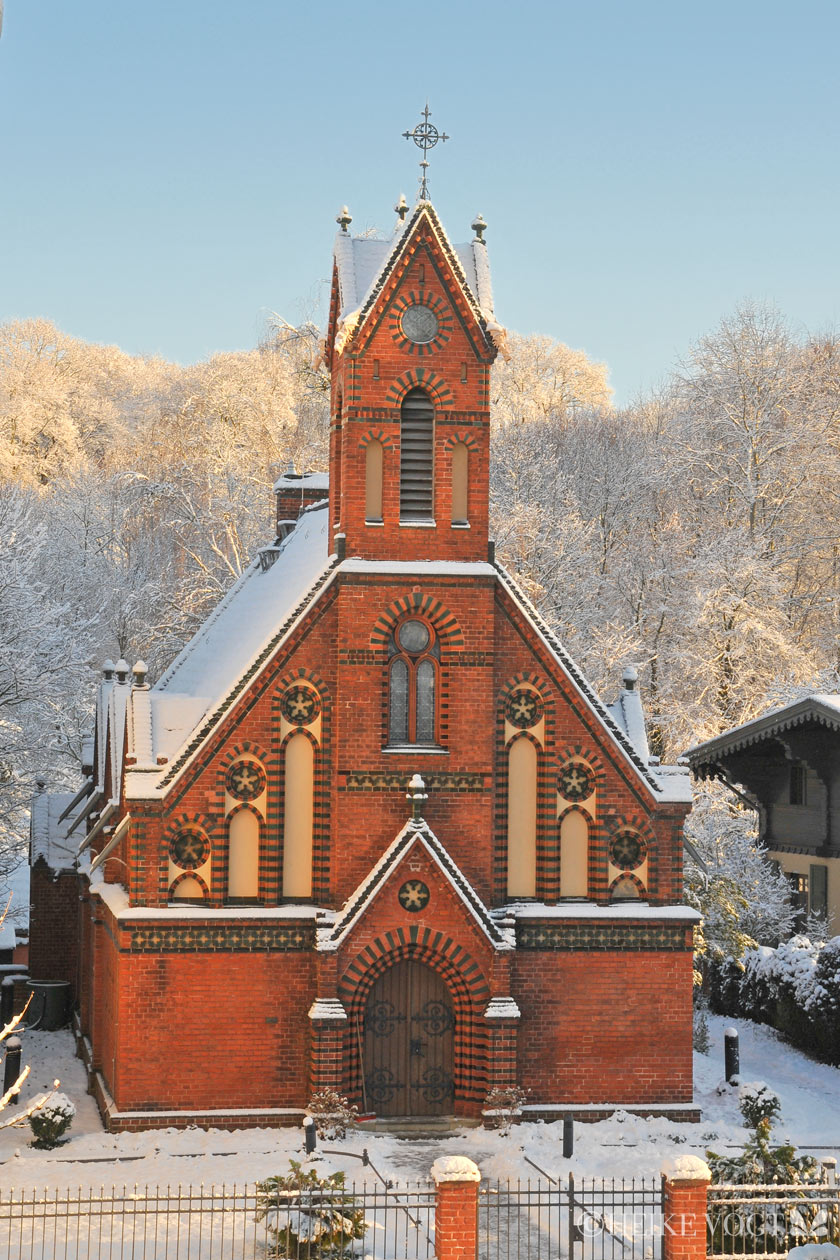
[
  {"x1": 661, "y1": 1157, "x2": 711, "y2": 1260},
  {"x1": 516, "y1": 922, "x2": 692, "y2": 951},
  {"x1": 123, "y1": 922, "x2": 315, "y2": 953},
  {"x1": 384, "y1": 368, "x2": 455, "y2": 408},
  {"x1": 340, "y1": 771, "x2": 486, "y2": 793},
  {"x1": 432, "y1": 1157, "x2": 481, "y2": 1260}
]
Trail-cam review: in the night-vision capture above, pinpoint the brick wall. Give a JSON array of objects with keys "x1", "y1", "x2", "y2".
[{"x1": 29, "y1": 862, "x2": 79, "y2": 994}]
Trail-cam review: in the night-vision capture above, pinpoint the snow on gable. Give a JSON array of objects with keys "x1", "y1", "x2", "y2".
[
  {"x1": 320, "y1": 816, "x2": 514, "y2": 952},
  {"x1": 686, "y1": 693, "x2": 840, "y2": 765},
  {"x1": 30, "y1": 789, "x2": 81, "y2": 873},
  {"x1": 125, "y1": 503, "x2": 334, "y2": 795},
  {"x1": 331, "y1": 201, "x2": 498, "y2": 357},
  {"x1": 493, "y1": 562, "x2": 691, "y2": 804}
]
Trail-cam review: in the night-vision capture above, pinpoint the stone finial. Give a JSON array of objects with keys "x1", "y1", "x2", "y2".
[
  {"x1": 471, "y1": 213, "x2": 487, "y2": 243},
  {"x1": 406, "y1": 773, "x2": 427, "y2": 820},
  {"x1": 115, "y1": 659, "x2": 130, "y2": 684},
  {"x1": 132, "y1": 660, "x2": 148, "y2": 689},
  {"x1": 102, "y1": 659, "x2": 115, "y2": 681},
  {"x1": 395, "y1": 193, "x2": 409, "y2": 222},
  {"x1": 336, "y1": 206, "x2": 352, "y2": 234},
  {"x1": 431, "y1": 1155, "x2": 481, "y2": 1184}
]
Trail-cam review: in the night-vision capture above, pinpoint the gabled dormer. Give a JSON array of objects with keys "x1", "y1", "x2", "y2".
[{"x1": 325, "y1": 200, "x2": 503, "y2": 563}]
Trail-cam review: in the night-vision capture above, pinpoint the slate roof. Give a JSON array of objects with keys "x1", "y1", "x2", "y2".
[{"x1": 686, "y1": 695, "x2": 840, "y2": 766}]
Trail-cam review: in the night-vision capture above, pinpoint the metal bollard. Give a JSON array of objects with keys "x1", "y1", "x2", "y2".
[
  {"x1": 563, "y1": 1117, "x2": 574, "y2": 1158},
  {"x1": 3, "y1": 1035, "x2": 22, "y2": 1100},
  {"x1": 303, "y1": 1115, "x2": 317, "y2": 1154},
  {"x1": 1, "y1": 977, "x2": 13, "y2": 1025},
  {"x1": 724, "y1": 1026, "x2": 740, "y2": 1084}
]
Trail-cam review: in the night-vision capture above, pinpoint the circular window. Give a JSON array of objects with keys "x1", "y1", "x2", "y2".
[
  {"x1": 400, "y1": 304, "x2": 439, "y2": 345},
  {"x1": 505, "y1": 688, "x2": 543, "y2": 729},
  {"x1": 558, "y1": 762, "x2": 595, "y2": 802},
  {"x1": 609, "y1": 831, "x2": 646, "y2": 871},
  {"x1": 226, "y1": 760, "x2": 266, "y2": 801},
  {"x1": 281, "y1": 685, "x2": 321, "y2": 725},
  {"x1": 170, "y1": 829, "x2": 208, "y2": 870},
  {"x1": 397, "y1": 620, "x2": 431, "y2": 653}
]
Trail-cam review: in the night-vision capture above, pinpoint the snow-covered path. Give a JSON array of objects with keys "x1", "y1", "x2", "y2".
[{"x1": 1, "y1": 1014, "x2": 837, "y2": 1192}]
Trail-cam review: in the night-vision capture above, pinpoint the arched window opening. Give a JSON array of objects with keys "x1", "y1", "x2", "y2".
[
  {"x1": 400, "y1": 388, "x2": 434, "y2": 520},
  {"x1": 610, "y1": 873, "x2": 644, "y2": 901},
  {"x1": 387, "y1": 618, "x2": 439, "y2": 747},
  {"x1": 169, "y1": 874, "x2": 206, "y2": 904},
  {"x1": 560, "y1": 810, "x2": 589, "y2": 898},
  {"x1": 451, "y1": 442, "x2": 468, "y2": 525},
  {"x1": 507, "y1": 736, "x2": 537, "y2": 898},
  {"x1": 332, "y1": 391, "x2": 343, "y2": 532},
  {"x1": 228, "y1": 808, "x2": 260, "y2": 903},
  {"x1": 283, "y1": 732, "x2": 314, "y2": 898},
  {"x1": 365, "y1": 439, "x2": 384, "y2": 522}
]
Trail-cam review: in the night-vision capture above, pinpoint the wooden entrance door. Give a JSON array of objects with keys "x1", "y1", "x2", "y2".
[{"x1": 362, "y1": 961, "x2": 455, "y2": 1117}]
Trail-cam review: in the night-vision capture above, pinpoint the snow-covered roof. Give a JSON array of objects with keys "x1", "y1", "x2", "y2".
[
  {"x1": 124, "y1": 501, "x2": 336, "y2": 798},
  {"x1": 607, "y1": 668, "x2": 651, "y2": 763},
  {"x1": 272, "y1": 470, "x2": 329, "y2": 494},
  {"x1": 30, "y1": 789, "x2": 83, "y2": 872},
  {"x1": 686, "y1": 694, "x2": 840, "y2": 766},
  {"x1": 492, "y1": 563, "x2": 693, "y2": 804},
  {"x1": 332, "y1": 201, "x2": 496, "y2": 350}
]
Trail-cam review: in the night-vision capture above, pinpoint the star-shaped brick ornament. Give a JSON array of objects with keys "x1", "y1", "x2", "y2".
[
  {"x1": 226, "y1": 761, "x2": 267, "y2": 801},
  {"x1": 398, "y1": 879, "x2": 430, "y2": 912},
  {"x1": 506, "y1": 689, "x2": 543, "y2": 729},
  {"x1": 170, "y1": 830, "x2": 207, "y2": 869},
  {"x1": 281, "y1": 685, "x2": 320, "y2": 725},
  {"x1": 559, "y1": 762, "x2": 595, "y2": 802}
]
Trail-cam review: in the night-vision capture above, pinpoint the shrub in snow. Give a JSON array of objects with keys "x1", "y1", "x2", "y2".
[
  {"x1": 738, "y1": 1082, "x2": 781, "y2": 1129},
  {"x1": 483, "y1": 1085, "x2": 528, "y2": 1132},
  {"x1": 707, "y1": 1117, "x2": 818, "y2": 1186},
  {"x1": 693, "y1": 1003, "x2": 711, "y2": 1054},
  {"x1": 29, "y1": 1092, "x2": 75, "y2": 1148},
  {"x1": 306, "y1": 1089, "x2": 358, "y2": 1141},
  {"x1": 255, "y1": 1161, "x2": 367, "y2": 1259}
]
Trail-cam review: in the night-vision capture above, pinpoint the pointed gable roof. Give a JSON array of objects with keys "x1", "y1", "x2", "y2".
[
  {"x1": 318, "y1": 815, "x2": 515, "y2": 952},
  {"x1": 686, "y1": 694, "x2": 840, "y2": 767},
  {"x1": 329, "y1": 200, "x2": 500, "y2": 361}
]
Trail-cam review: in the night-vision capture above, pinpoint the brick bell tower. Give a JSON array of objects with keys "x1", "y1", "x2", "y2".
[{"x1": 324, "y1": 199, "x2": 503, "y2": 563}]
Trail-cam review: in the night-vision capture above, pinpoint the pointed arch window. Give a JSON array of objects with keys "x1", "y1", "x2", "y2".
[
  {"x1": 387, "y1": 618, "x2": 439, "y2": 747},
  {"x1": 400, "y1": 388, "x2": 434, "y2": 521}
]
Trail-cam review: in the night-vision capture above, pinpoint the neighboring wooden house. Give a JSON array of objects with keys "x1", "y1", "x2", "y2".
[
  {"x1": 30, "y1": 197, "x2": 698, "y2": 1130},
  {"x1": 687, "y1": 695, "x2": 840, "y2": 928}
]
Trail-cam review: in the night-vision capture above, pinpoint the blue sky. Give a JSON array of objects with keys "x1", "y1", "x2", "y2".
[{"x1": 2, "y1": 0, "x2": 838, "y2": 404}]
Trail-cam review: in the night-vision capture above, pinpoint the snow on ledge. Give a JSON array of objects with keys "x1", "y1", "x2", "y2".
[
  {"x1": 431, "y1": 1156, "x2": 481, "y2": 1184},
  {"x1": 787, "y1": 1247, "x2": 840, "y2": 1260},
  {"x1": 484, "y1": 997, "x2": 521, "y2": 1019},
  {"x1": 504, "y1": 901, "x2": 701, "y2": 922},
  {"x1": 308, "y1": 999, "x2": 347, "y2": 1022},
  {"x1": 341, "y1": 558, "x2": 497, "y2": 577},
  {"x1": 661, "y1": 1155, "x2": 712, "y2": 1183},
  {"x1": 90, "y1": 876, "x2": 324, "y2": 922}
]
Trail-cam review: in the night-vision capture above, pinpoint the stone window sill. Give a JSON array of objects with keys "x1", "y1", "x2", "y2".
[{"x1": 382, "y1": 744, "x2": 448, "y2": 756}]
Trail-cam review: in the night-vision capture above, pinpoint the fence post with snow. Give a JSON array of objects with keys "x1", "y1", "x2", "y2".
[
  {"x1": 662, "y1": 1156, "x2": 712, "y2": 1260},
  {"x1": 431, "y1": 1156, "x2": 481, "y2": 1260}
]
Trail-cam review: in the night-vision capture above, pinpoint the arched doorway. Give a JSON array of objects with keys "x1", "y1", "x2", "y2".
[{"x1": 362, "y1": 960, "x2": 455, "y2": 1117}]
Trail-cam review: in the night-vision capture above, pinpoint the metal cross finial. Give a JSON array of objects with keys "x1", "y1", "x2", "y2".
[{"x1": 402, "y1": 104, "x2": 449, "y2": 201}]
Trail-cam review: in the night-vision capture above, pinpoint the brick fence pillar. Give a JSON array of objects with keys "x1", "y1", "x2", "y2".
[
  {"x1": 662, "y1": 1156, "x2": 711, "y2": 1260},
  {"x1": 308, "y1": 999, "x2": 347, "y2": 1095},
  {"x1": 431, "y1": 1156, "x2": 481, "y2": 1260}
]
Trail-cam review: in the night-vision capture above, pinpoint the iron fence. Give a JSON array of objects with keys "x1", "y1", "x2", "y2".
[
  {"x1": 0, "y1": 1181, "x2": 436, "y2": 1260},
  {"x1": 707, "y1": 1182, "x2": 840, "y2": 1258},
  {"x1": 478, "y1": 1175, "x2": 664, "y2": 1260}
]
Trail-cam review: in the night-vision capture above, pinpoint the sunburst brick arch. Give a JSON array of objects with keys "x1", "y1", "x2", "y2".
[
  {"x1": 337, "y1": 927, "x2": 491, "y2": 1108},
  {"x1": 370, "y1": 593, "x2": 465, "y2": 653},
  {"x1": 384, "y1": 368, "x2": 455, "y2": 409}
]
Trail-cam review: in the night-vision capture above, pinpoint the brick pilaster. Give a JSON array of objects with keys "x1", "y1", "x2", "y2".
[
  {"x1": 308, "y1": 999, "x2": 347, "y2": 1095},
  {"x1": 432, "y1": 1156, "x2": 481, "y2": 1260},
  {"x1": 662, "y1": 1158, "x2": 711, "y2": 1260}
]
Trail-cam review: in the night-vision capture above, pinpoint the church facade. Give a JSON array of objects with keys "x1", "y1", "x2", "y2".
[{"x1": 33, "y1": 198, "x2": 698, "y2": 1130}]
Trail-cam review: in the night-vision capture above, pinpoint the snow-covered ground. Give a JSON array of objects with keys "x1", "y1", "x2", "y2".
[{"x1": 1, "y1": 1014, "x2": 838, "y2": 1191}]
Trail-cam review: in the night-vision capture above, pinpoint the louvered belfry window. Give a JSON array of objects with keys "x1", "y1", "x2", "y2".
[{"x1": 400, "y1": 388, "x2": 434, "y2": 520}]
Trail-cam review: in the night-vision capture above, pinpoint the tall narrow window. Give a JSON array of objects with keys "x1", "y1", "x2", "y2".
[
  {"x1": 365, "y1": 439, "x2": 384, "y2": 522},
  {"x1": 387, "y1": 618, "x2": 439, "y2": 746},
  {"x1": 507, "y1": 736, "x2": 537, "y2": 898},
  {"x1": 283, "y1": 732, "x2": 314, "y2": 897},
  {"x1": 400, "y1": 388, "x2": 434, "y2": 520},
  {"x1": 451, "y1": 442, "x2": 468, "y2": 525}
]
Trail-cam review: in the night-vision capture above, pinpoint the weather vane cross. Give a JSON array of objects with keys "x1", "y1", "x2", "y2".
[{"x1": 402, "y1": 104, "x2": 449, "y2": 201}]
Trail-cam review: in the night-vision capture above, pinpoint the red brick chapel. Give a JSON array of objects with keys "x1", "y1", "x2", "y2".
[{"x1": 30, "y1": 193, "x2": 699, "y2": 1130}]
